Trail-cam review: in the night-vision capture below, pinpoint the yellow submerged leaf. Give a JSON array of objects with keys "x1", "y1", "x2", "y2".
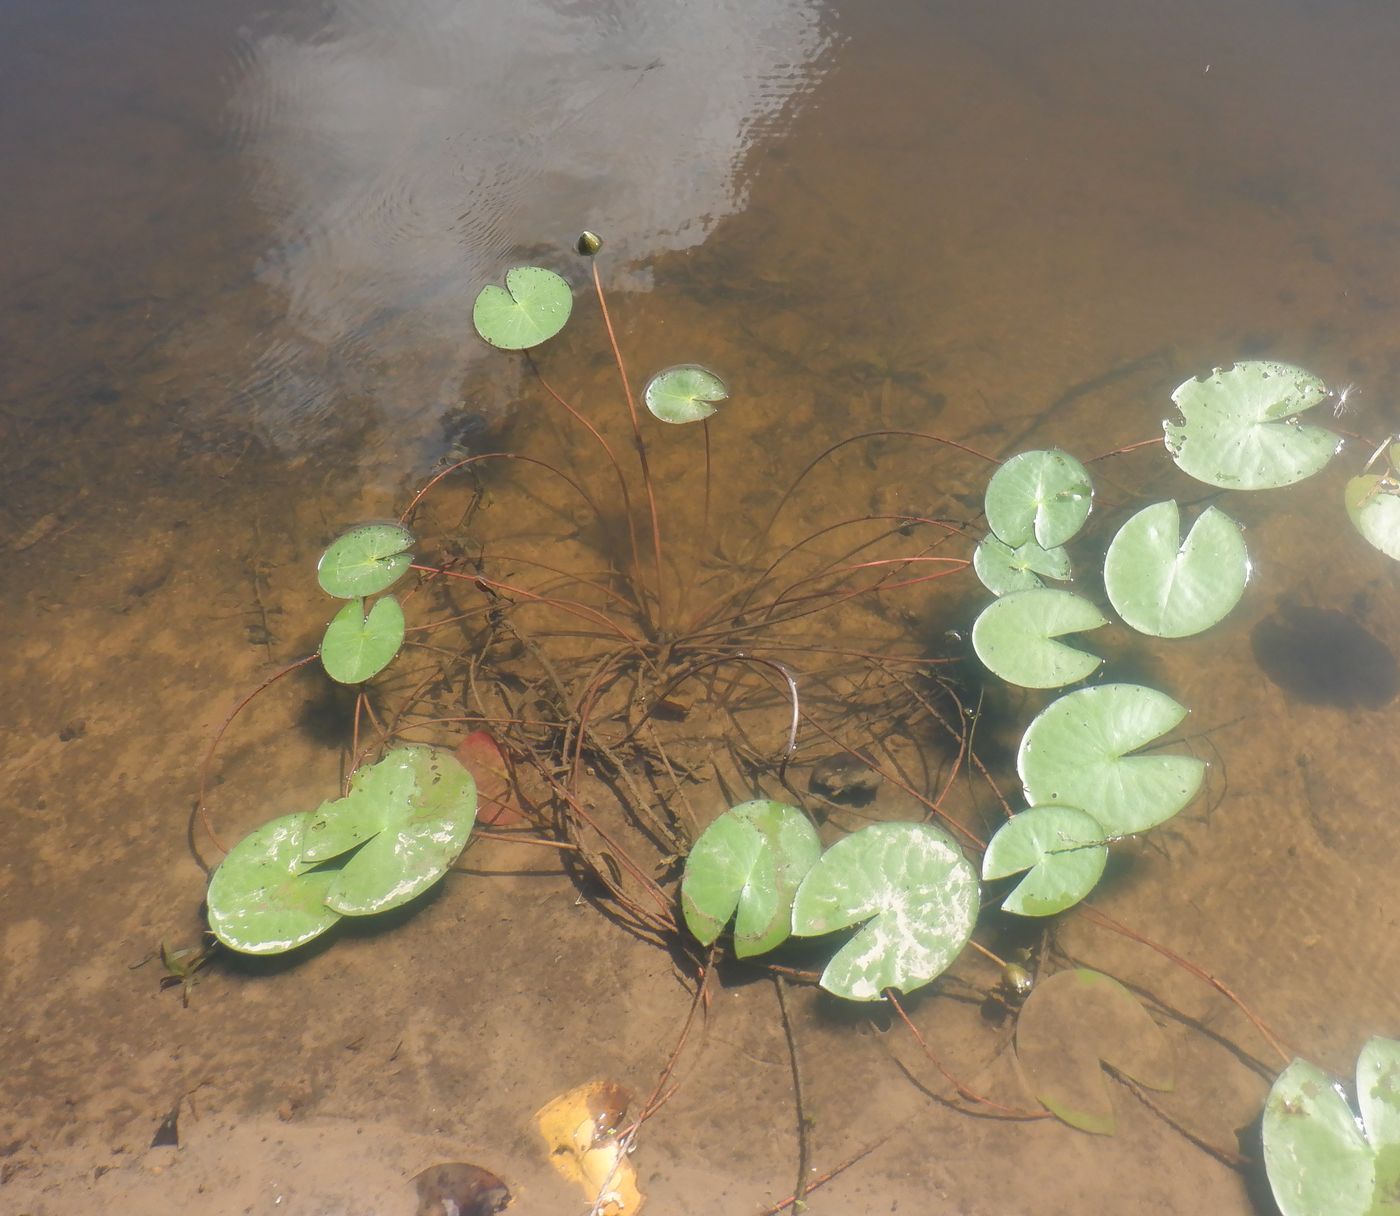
[{"x1": 535, "y1": 1080, "x2": 644, "y2": 1215}]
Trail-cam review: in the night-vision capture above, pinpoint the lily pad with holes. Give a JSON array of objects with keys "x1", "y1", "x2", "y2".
[
  {"x1": 982, "y1": 806, "x2": 1108, "y2": 916},
  {"x1": 302, "y1": 746, "x2": 478, "y2": 916},
  {"x1": 971, "y1": 589, "x2": 1107, "y2": 688},
  {"x1": 1345, "y1": 476, "x2": 1400, "y2": 562},
  {"x1": 1164, "y1": 361, "x2": 1336, "y2": 490},
  {"x1": 790, "y1": 821, "x2": 979, "y2": 1001},
  {"x1": 320, "y1": 596, "x2": 405, "y2": 684},
  {"x1": 1018, "y1": 684, "x2": 1204, "y2": 836},
  {"x1": 644, "y1": 364, "x2": 728, "y2": 424},
  {"x1": 984, "y1": 450, "x2": 1093, "y2": 549},
  {"x1": 1103, "y1": 501, "x2": 1249, "y2": 638},
  {"x1": 1263, "y1": 1037, "x2": 1400, "y2": 1216},
  {"x1": 1016, "y1": 968, "x2": 1175, "y2": 1134},
  {"x1": 317, "y1": 523, "x2": 415, "y2": 598},
  {"x1": 680, "y1": 800, "x2": 821, "y2": 958},
  {"x1": 206, "y1": 813, "x2": 341, "y2": 955},
  {"x1": 472, "y1": 266, "x2": 573, "y2": 350},
  {"x1": 973, "y1": 536, "x2": 1071, "y2": 597}
]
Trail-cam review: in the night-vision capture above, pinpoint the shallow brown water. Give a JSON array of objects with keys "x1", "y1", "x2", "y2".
[{"x1": 4, "y1": 1, "x2": 1400, "y2": 1212}]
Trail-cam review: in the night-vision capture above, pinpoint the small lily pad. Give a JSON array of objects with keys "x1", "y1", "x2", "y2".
[
  {"x1": 1016, "y1": 968, "x2": 1174, "y2": 1134},
  {"x1": 644, "y1": 364, "x2": 728, "y2": 424},
  {"x1": 971, "y1": 589, "x2": 1107, "y2": 688},
  {"x1": 1263, "y1": 1037, "x2": 1400, "y2": 1216},
  {"x1": 982, "y1": 806, "x2": 1108, "y2": 916},
  {"x1": 320, "y1": 596, "x2": 405, "y2": 685},
  {"x1": 1164, "y1": 361, "x2": 1336, "y2": 490},
  {"x1": 1345, "y1": 475, "x2": 1400, "y2": 562},
  {"x1": 307, "y1": 746, "x2": 478, "y2": 916},
  {"x1": 1018, "y1": 684, "x2": 1204, "y2": 836},
  {"x1": 790, "y1": 822, "x2": 979, "y2": 1001},
  {"x1": 1103, "y1": 501, "x2": 1249, "y2": 638},
  {"x1": 472, "y1": 266, "x2": 573, "y2": 350},
  {"x1": 206, "y1": 813, "x2": 341, "y2": 955},
  {"x1": 317, "y1": 524, "x2": 415, "y2": 599},
  {"x1": 984, "y1": 450, "x2": 1093, "y2": 549},
  {"x1": 680, "y1": 800, "x2": 821, "y2": 958},
  {"x1": 973, "y1": 536, "x2": 1071, "y2": 597}
]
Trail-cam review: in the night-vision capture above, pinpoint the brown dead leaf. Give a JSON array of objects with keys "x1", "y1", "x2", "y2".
[{"x1": 536, "y1": 1080, "x2": 643, "y2": 1215}]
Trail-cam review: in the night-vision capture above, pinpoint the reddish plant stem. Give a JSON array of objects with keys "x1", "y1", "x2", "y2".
[
  {"x1": 756, "y1": 1138, "x2": 887, "y2": 1216},
  {"x1": 591, "y1": 259, "x2": 666, "y2": 628},
  {"x1": 1079, "y1": 903, "x2": 1291, "y2": 1065},
  {"x1": 760, "y1": 554, "x2": 970, "y2": 620},
  {"x1": 1086, "y1": 435, "x2": 1165, "y2": 463}
]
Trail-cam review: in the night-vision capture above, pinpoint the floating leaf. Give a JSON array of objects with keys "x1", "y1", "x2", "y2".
[
  {"x1": 982, "y1": 806, "x2": 1107, "y2": 916},
  {"x1": 1263, "y1": 1037, "x2": 1400, "y2": 1216},
  {"x1": 206, "y1": 813, "x2": 341, "y2": 955},
  {"x1": 973, "y1": 536, "x2": 1071, "y2": 597},
  {"x1": 680, "y1": 800, "x2": 820, "y2": 958},
  {"x1": 1164, "y1": 361, "x2": 1336, "y2": 490},
  {"x1": 1016, "y1": 968, "x2": 1174, "y2": 1134},
  {"x1": 643, "y1": 364, "x2": 728, "y2": 424},
  {"x1": 1103, "y1": 501, "x2": 1249, "y2": 638},
  {"x1": 317, "y1": 524, "x2": 415, "y2": 598},
  {"x1": 971, "y1": 589, "x2": 1107, "y2": 688},
  {"x1": 984, "y1": 450, "x2": 1093, "y2": 549},
  {"x1": 472, "y1": 266, "x2": 573, "y2": 350},
  {"x1": 790, "y1": 822, "x2": 979, "y2": 1001},
  {"x1": 1345, "y1": 475, "x2": 1400, "y2": 562},
  {"x1": 320, "y1": 596, "x2": 405, "y2": 684},
  {"x1": 1018, "y1": 684, "x2": 1204, "y2": 836},
  {"x1": 302, "y1": 746, "x2": 477, "y2": 916}
]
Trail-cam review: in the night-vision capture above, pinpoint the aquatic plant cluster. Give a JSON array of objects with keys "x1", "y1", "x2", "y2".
[{"x1": 193, "y1": 239, "x2": 1400, "y2": 1213}]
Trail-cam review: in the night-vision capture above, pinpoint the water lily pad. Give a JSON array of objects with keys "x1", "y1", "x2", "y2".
[
  {"x1": 971, "y1": 589, "x2": 1107, "y2": 688},
  {"x1": 984, "y1": 450, "x2": 1093, "y2": 549},
  {"x1": 680, "y1": 800, "x2": 821, "y2": 958},
  {"x1": 1345, "y1": 476, "x2": 1400, "y2": 562},
  {"x1": 644, "y1": 364, "x2": 727, "y2": 424},
  {"x1": 472, "y1": 266, "x2": 573, "y2": 350},
  {"x1": 982, "y1": 806, "x2": 1108, "y2": 916},
  {"x1": 1164, "y1": 361, "x2": 1336, "y2": 490},
  {"x1": 320, "y1": 596, "x2": 405, "y2": 684},
  {"x1": 206, "y1": 813, "x2": 341, "y2": 955},
  {"x1": 1018, "y1": 684, "x2": 1204, "y2": 836},
  {"x1": 1103, "y1": 501, "x2": 1249, "y2": 638},
  {"x1": 790, "y1": 822, "x2": 979, "y2": 1001},
  {"x1": 299, "y1": 746, "x2": 477, "y2": 916},
  {"x1": 1016, "y1": 968, "x2": 1174, "y2": 1134},
  {"x1": 973, "y1": 536, "x2": 1071, "y2": 596},
  {"x1": 317, "y1": 524, "x2": 415, "y2": 598},
  {"x1": 1263, "y1": 1037, "x2": 1400, "y2": 1216}
]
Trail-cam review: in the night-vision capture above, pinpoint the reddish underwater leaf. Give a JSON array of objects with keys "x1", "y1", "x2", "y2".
[{"x1": 454, "y1": 731, "x2": 522, "y2": 826}]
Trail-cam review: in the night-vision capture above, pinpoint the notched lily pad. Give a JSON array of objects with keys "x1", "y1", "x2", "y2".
[
  {"x1": 472, "y1": 265, "x2": 573, "y2": 350},
  {"x1": 320, "y1": 596, "x2": 405, "y2": 685},
  {"x1": 973, "y1": 535, "x2": 1071, "y2": 597},
  {"x1": 982, "y1": 806, "x2": 1108, "y2": 916},
  {"x1": 1016, "y1": 968, "x2": 1174, "y2": 1134},
  {"x1": 317, "y1": 523, "x2": 415, "y2": 598},
  {"x1": 984, "y1": 450, "x2": 1093, "y2": 549},
  {"x1": 971, "y1": 588, "x2": 1107, "y2": 688},
  {"x1": 1346, "y1": 474, "x2": 1400, "y2": 563},
  {"x1": 680, "y1": 800, "x2": 821, "y2": 958},
  {"x1": 644, "y1": 364, "x2": 727, "y2": 424},
  {"x1": 790, "y1": 821, "x2": 979, "y2": 1001},
  {"x1": 1164, "y1": 361, "x2": 1336, "y2": 490}
]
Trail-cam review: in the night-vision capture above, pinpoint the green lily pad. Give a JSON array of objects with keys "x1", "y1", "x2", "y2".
[
  {"x1": 1346, "y1": 476, "x2": 1400, "y2": 562},
  {"x1": 1016, "y1": 968, "x2": 1175, "y2": 1134},
  {"x1": 306, "y1": 746, "x2": 478, "y2": 916},
  {"x1": 680, "y1": 800, "x2": 821, "y2": 958},
  {"x1": 790, "y1": 822, "x2": 979, "y2": 1001},
  {"x1": 317, "y1": 524, "x2": 415, "y2": 599},
  {"x1": 982, "y1": 806, "x2": 1108, "y2": 916},
  {"x1": 206, "y1": 813, "x2": 341, "y2": 955},
  {"x1": 971, "y1": 589, "x2": 1107, "y2": 688},
  {"x1": 1263, "y1": 1037, "x2": 1400, "y2": 1216},
  {"x1": 973, "y1": 536, "x2": 1071, "y2": 597},
  {"x1": 1103, "y1": 501, "x2": 1249, "y2": 638},
  {"x1": 1018, "y1": 684, "x2": 1204, "y2": 836},
  {"x1": 1164, "y1": 361, "x2": 1336, "y2": 490},
  {"x1": 984, "y1": 450, "x2": 1093, "y2": 549},
  {"x1": 644, "y1": 364, "x2": 728, "y2": 424},
  {"x1": 472, "y1": 266, "x2": 573, "y2": 350},
  {"x1": 320, "y1": 596, "x2": 405, "y2": 685}
]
